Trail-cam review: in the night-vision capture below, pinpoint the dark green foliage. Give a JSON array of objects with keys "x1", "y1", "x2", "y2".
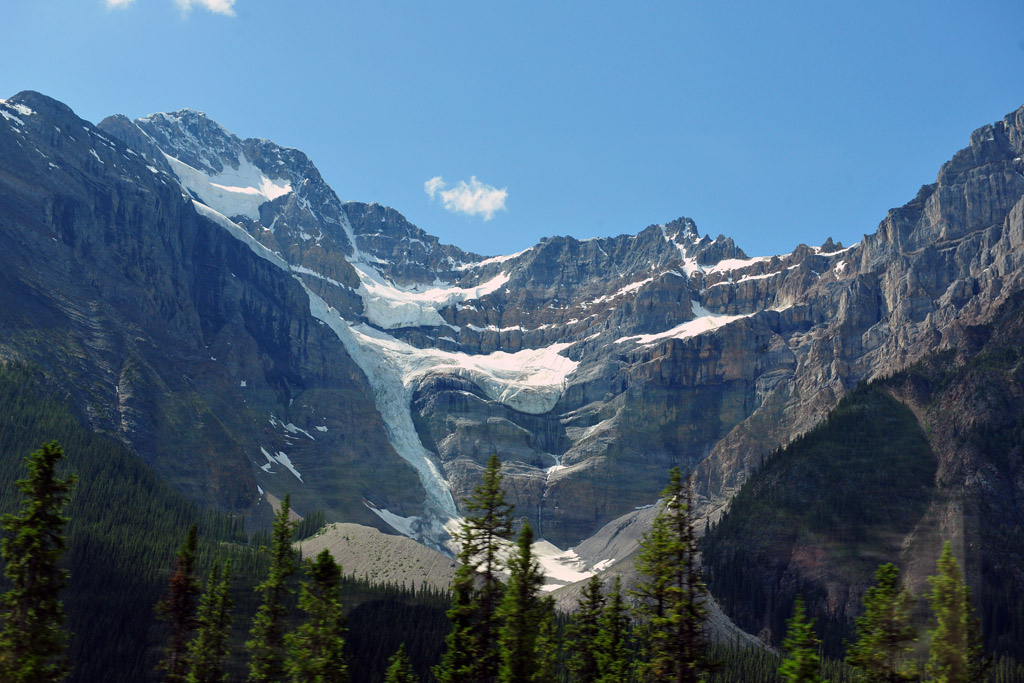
[
  {"x1": 185, "y1": 560, "x2": 233, "y2": 683},
  {"x1": 247, "y1": 493, "x2": 299, "y2": 682},
  {"x1": 595, "y1": 577, "x2": 633, "y2": 683},
  {"x1": 343, "y1": 583, "x2": 451, "y2": 683},
  {"x1": 497, "y1": 521, "x2": 549, "y2": 683},
  {"x1": 434, "y1": 560, "x2": 479, "y2": 683},
  {"x1": 779, "y1": 596, "x2": 824, "y2": 683},
  {"x1": 383, "y1": 643, "x2": 417, "y2": 683},
  {"x1": 702, "y1": 384, "x2": 937, "y2": 655},
  {"x1": 158, "y1": 524, "x2": 201, "y2": 682},
  {"x1": 532, "y1": 601, "x2": 559, "y2": 683},
  {"x1": 567, "y1": 575, "x2": 605, "y2": 683},
  {"x1": 704, "y1": 643, "x2": 855, "y2": 683},
  {"x1": 435, "y1": 453, "x2": 513, "y2": 683},
  {"x1": 294, "y1": 510, "x2": 327, "y2": 542},
  {"x1": 0, "y1": 441, "x2": 75, "y2": 683},
  {"x1": 926, "y1": 542, "x2": 989, "y2": 682},
  {"x1": 0, "y1": 364, "x2": 456, "y2": 681},
  {"x1": 286, "y1": 549, "x2": 348, "y2": 683},
  {"x1": 0, "y1": 364, "x2": 258, "y2": 683},
  {"x1": 632, "y1": 467, "x2": 709, "y2": 683},
  {"x1": 845, "y1": 563, "x2": 916, "y2": 682}
]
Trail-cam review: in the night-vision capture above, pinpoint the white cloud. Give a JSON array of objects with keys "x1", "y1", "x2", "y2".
[
  {"x1": 424, "y1": 176, "x2": 446, "y2": 200},
  {"x1": 174, "y1": 0, "x2": 236, "y2": 16},
  {"x1": 424, "y1": 176, "x2": 507, "y2": 221},
  {"x1": 104, "y1": 0, "x2": 136, "y2": 7}
]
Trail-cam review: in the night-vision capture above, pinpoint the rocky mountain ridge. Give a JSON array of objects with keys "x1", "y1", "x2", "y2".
[{"x1": 3, "y1": 92, "x2": 1023, "y2": 568}]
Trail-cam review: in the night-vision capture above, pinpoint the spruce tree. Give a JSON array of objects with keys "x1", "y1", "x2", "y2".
[
  {"x1": 247, "y1": 493, "x2": 299, "y2": 683},
  {"x1": 497, "y1": 521, "x2": 548, "y2": 683},
  {"x1": 435, "y1": 453, "x2": 513, "y2": 683},
  {"x1": 632, "y1": 467, "x2": 709, "y2": 683},
  {"x1": 435, "y1": 559, "x2": 480, "y2": 683},
  {"x1": 568, "y1": 575, "x2": 605, "y2": 683},
  {"x1": 778, "y1": 596, "x2": 824, "y2": 683},
  {"x1": 0, "y1": 441, "x2": 76, "y2": 683},
  {"x1": 158, "y1": 523, "x2": 201, "y2": 683},
  {"x1": 925, "y1": 541, "x2": 989, "y2": 683},
  {"x1": 595, "y1": 577, "x2": 632, "y2": 683},
  {"x1": 383, "y1": 643, "x2": 417, "y2": 683},
  {"x1": 286, "y1": 548, "x2": 348, "y2": 683},
  {"x1": 186, "y1": 560, "x2": 233, "y2": 683},
  {"x1": 846, "y1": 563, "x2": 917, "y2": 682}
]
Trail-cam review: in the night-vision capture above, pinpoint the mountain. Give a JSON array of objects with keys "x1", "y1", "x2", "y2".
[
  {"x1": 702, "y1": 288, "x2": 1024, "y2": 657},
  {"x1": 2, "y1": 91, "x2": 1023, "y2": 590}
]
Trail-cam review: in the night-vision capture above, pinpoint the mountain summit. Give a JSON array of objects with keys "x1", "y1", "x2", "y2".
[{"x1": 2, "y1": 93, "x2": 1023, "y2": 568}]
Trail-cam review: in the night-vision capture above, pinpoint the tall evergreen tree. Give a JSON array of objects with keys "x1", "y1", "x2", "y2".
[
  {"x1": 778, "y1": 596, "x2": 824, "y2": 683},
  {"x1": 925, "y1": 542, "x2": 989, "y2": 683},
  {"x1": 497, "y1": 521, "x2": 548, "y2": 683},
  {"x1": 286, "y1": 548, "x2": 348, "y2": 683},
  {"x1": 846, "y1": 563, "x2": 917, "y2": 682},
  {"x1": 596, "y1": 577, "x2": 632, "y2": 683},
  {"x1": 0, "y1": 441, "x2": 76, "y2": 683},
  {"x1": 383, "y1": 643, "x2": 417, "y2": 683},
  {"x1": 435, "y1": 559, "x2": 480, "y2": 683},
  {"x1": 435, "y1": 453, "x2": 513, "y2": 683},
  {"x1": 568, "y1": 575, "x2": 606, "y2": 683},
  {"x1": 247, "y1": 494, "x2": 299, "y2": 683},
  {"x1": 632, "y1": 467, "x2": 709, "y2": 683},
  {"x1": 533, "y1": 598, "x2": 560, "y2": 683},
  {"x1": 185, "y1": 560, "x2": 233, "y2": 683},
  {"x1": 158, "y1": 523, "x2": 201, "y2": 683}
]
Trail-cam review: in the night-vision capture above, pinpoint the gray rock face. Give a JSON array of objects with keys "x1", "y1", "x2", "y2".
[
  {"x1": 0, "y1": 92, "x2": 421, "y2": 532},
  {"x1": 4, "y1": 90, "x2": 1023, "y2": 554}
]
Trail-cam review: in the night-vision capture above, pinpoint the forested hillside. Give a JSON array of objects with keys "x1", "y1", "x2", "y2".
[
  {"x1": 0, "y1": 363, "x2": 450, "y2": 682},
  {"x1": 703, "y1": 291, "x2": 1024, "y2": 667}
]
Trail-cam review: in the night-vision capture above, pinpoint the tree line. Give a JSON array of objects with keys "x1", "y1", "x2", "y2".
[{"x1": 0, "y1": 441, "x2": 1018, "y2": 682}]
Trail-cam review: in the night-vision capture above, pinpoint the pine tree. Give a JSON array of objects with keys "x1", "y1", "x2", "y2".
[
  {"x1": 383, "y1": 643, "x2": 417, "y2": 683},
  {"x1": 632, "y1": 467, "x2": 709, "y2": 683},
  {"x1": 0, "y1": 441, "x2": 76, "y2": 683},
  {"x1": 185, "y1": 560, "x2": 233, "y2": 683},
  {"x1": 435, "y1": 453, "x2": 513, "y2": 683},
  {"x1": 434, "y1": 559, "x2": 480, "y2": 683},
  {"x1": 568, "y1": 575, "x2": 605, "y2": 683},
  {"x1": 595, "y1": 577, "x2": 632, "y2": 683},
  {"x1": 497, "y1": 521, "x2": 549, "y2": 683},
  {"x1": 533, "y1": 598, "x2": 559, "y2": 683},
  {"x1": 286, "y1": 548, "x2": 348, "y2": 683},
  {"x1": 158, "y1": 523, "x2": 201, "y2": 682},
  {"x1": 925, "y1": 541, "x2": 989, "y2": 683},
  {"x1": 247, "y1": 493, "x2": 299, "y2": 683},
  {"x1": 778, "y1": 596, "x2": 824, "y2": 683},
  {"x1": 846, "y1": 563, "x2": 917, "y2": 682}
]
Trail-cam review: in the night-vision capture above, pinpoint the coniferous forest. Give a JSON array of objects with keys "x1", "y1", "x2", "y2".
[{"x1": 0, "y1": 360, "x2": 1022, "y2": 682}]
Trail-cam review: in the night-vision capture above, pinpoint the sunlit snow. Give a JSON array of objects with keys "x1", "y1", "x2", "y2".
[
  {"x1": 352, "y1": 261, "x2": 510, "y2": 329},
  {"x1": 616, "y1": 301, "x2": 750, "y2": 346},
  {"x1": 164, "y1": 153, "x2": 291, "y2": 220}
]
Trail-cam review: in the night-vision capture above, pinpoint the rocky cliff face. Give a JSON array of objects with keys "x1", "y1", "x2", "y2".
[
  {"x1": 3, "y1": 91, "x2": 1023, "y2": 558},
  {"x1": 0, "y1": 92, "x2": 421, "y2": 532}
]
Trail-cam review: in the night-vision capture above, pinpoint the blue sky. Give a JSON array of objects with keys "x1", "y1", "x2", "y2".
[{"x1": 4, "y1": 1, "x2": 1024, "y2": 258}]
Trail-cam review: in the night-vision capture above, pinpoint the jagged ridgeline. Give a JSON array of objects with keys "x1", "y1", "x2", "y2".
[
  {"x1": 0, "y1": 364, "x2": 449, "y2": 683},
  {"x1": 703, "y1": 289, "x2": 1024, "y2": 664}
]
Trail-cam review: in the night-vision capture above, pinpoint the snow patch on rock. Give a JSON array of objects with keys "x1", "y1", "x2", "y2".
[
  {"x1": 616, "y1": 301, "x2": 751, "y2": 346},
  {"x1": 165, "y1": 152, "x2": 291, "y2": 220},
  {"x1": 351, "y1": 261, "x2": 510, "y2": 329}
]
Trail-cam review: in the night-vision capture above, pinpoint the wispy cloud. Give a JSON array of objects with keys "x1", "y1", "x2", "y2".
[
  {"x1": 425, "y1": 176, "x2": 507, "y2": 221},
  {"x1": 174, "y1": 0, "x2": 236, "y2": 16},
  {"x1": 104, "y1": 0, "x2": 235, "y2": 14}
]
